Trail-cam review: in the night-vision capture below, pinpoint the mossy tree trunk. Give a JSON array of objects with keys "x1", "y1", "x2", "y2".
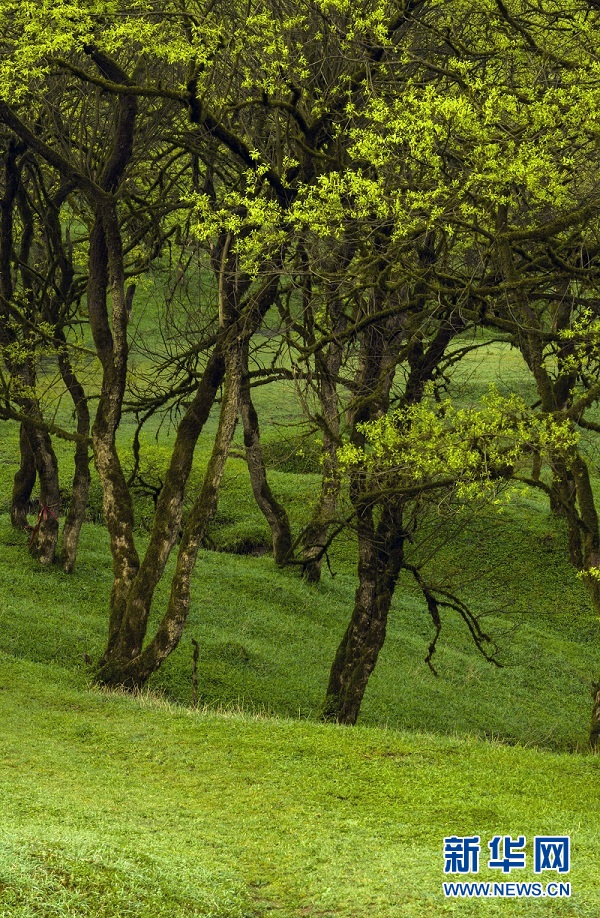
[
  {"x1": 81, "y1": 54, "x2": 141, "y2": 641},
  {"x1": 94, "y1": 238, "x2": 282, "y2": 685},
  {"x1": 322, "y1": 306, "x2": 401, "y2": 722},
  {"x1": 90, "y1": 203, "x2": 141, "y2": 640},
  {"x1": 240, "y1": 339, "x2": 292, "y2": 566},
  {"x1": 58, "y1": 346, "x2": 91, "y2": 574},
  {"x1": 11, "y1": 423, "x2": 36, "y2": 530},
  {"x1": 95, "y1": 334, "x2": 244, "y2": 688},
  {"x1": 27, "y1": 425, "x2": 61, "y2": 564},
  {"x1": 323, "y1": 502, "x2": 405, "y2": 724}
]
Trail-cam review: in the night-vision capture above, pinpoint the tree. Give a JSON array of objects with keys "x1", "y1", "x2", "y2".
[
  {"x1": 3, "y1": 0, "x2": 600, "y2": 749},
  {"x1": 323, "y1": 391, "x2": 577, "y2": 723}
]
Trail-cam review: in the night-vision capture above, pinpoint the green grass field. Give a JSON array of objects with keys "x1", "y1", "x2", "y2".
[
  {"x1": 1, "y1": 654, "x2": 599, "y2": 917},
  {"x1": 1, "y1": 334, "x2": 600, "y2": 915}
]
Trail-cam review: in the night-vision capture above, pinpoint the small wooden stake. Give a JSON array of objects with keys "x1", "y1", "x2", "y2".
[{"x1": 191, "y1": 638, "x2": 200, "y2": 708}]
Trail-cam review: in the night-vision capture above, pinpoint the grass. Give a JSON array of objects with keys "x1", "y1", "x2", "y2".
[
  {"x1": 0, "y1": 496, "x2": 597, "y2": 751},
  {"x1": 1, "y1": 655, "x2": 600, "y2": 917},
  {"x1": 2, "y1": 331, "x2": 600, "y2": 914}
]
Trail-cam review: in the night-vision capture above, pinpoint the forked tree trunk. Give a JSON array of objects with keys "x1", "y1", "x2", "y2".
[
  {"x1": 11, "y1": 423, "x2": 36, "y2": 530},
  {"x1": 96, "y1": 266, "x2": 281, "y2": 672},
  {"x1": 240, "y1": 341, "x2": 292, "y2": 565},
  {"x1": 323, "y1": 505, "x2": 405, "y2": 724},
  {"x1": 101, "y1": 340, "x2": 226, "y2": 665},
  {"x1": 95, "y1": 338, "x2": 244, "y2": 687}
]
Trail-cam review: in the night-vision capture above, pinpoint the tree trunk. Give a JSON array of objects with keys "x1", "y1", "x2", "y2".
[
  {"x1": 323, "y1": 504, "x2": 405, "y2": 724},
  {"x1": 95, "y1": 337, "x2": 243, "y2": 688},
  {"x1": 61, "y1": 434, "x2": 90, "y2": 575},
  {"x1": 240, "y1": 340, "x2": 292, "y2": 565},
  {"x1": 301, "y1": 341, "x2": 343, "y2": 581},
  {"x1": 321, "y1": 301, "x2": 406, "y2": 722},
  {"x1": 58, "y1": 347, "x2": 91, "y2": 573},
  {"x1": 102, "y1": 340, "x2": 226, "y2": 664},
  {"x1": 11, "y1": 423, "x2": 36, "y2": 530},
  {"x1": 89, "y1": 207, "x2": 140, "y2": 650},
  {"x1": 26, "y1": 424, "x2": 61, "y2": 565}
]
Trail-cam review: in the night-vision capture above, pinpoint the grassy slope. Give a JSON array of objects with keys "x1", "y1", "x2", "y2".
[
  {"x1": 2, "y1": 335, "x2": 600, "y2": 913},
  {"x1": 1, "y1": 656, "x2": 599, "y2": 917},
  {"x1": 0, "y1": 493, "x2": 598, "y2": 751}
]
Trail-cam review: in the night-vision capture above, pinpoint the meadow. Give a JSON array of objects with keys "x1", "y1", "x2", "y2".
[{"x1": 1, "y1": 329, "x2": 600, "y2": 915}]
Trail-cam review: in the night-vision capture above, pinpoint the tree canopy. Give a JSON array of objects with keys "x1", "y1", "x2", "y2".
[{"x1": 2, "y1": 0, "x2": 600, "y2": 739}]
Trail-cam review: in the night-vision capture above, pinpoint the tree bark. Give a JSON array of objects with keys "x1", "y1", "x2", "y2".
[
  {"x1": 59, "y1": 352, "x2": 91, "y2": 573},
  {"x1": 11, "y1": 423, "x2": 36, "y2": 530},
  {"x1": 240, "y1": 340, "x2": 292, "y2": 565},
  {"x1": 301, "y1": 340, "x2": 343, "y2": 581},
  {"x1": 95, "y1": 335, "x2": 244, "y2": 687},
  {"x1": 26, "y1": 424, "x2": 61, "y2": 564},
  {"x1": 323, "y1": 504, "x2": 405, "y2": 724},
  {"x1": 89, "y1": 206, "x2": 140, "y2": 649}
]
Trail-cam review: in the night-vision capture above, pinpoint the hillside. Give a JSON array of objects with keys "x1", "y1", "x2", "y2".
[
  {"x1": 2, "y1": 336, "x2": 600, "y2": 914},
  {"x1": 1, "y1": 653, "x2": 599, "y2": 917}
]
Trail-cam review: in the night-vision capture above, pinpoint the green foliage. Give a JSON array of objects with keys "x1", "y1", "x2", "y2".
[
  {"x1": 2, "y1": 4, "x2": 600, "y2": 907},
  {"x1": 339, "y1": 388, "x2": 579, "y2": 503}
]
